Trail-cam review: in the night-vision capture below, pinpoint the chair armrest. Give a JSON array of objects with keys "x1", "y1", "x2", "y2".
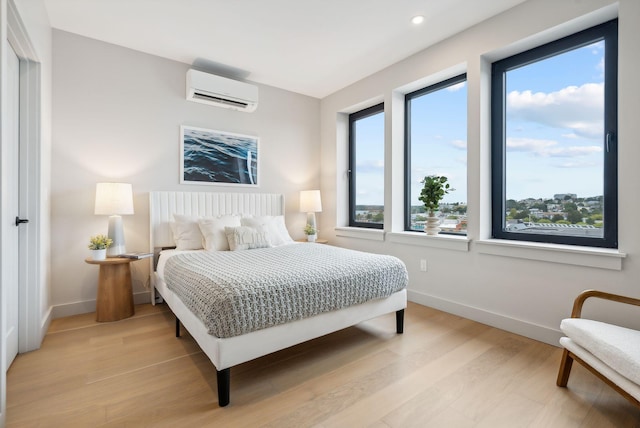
[{"x1": 571, "y1": 289, "x2": 640, "y2": 318}]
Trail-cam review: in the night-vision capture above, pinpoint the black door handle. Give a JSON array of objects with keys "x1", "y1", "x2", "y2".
[{"x1": 15, "y1": 217, "x2": 29, "y2": 226}]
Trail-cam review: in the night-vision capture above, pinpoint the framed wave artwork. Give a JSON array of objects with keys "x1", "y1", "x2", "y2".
[{"x1": 180, "y1": 125, "x2": 259, "y2": 186}]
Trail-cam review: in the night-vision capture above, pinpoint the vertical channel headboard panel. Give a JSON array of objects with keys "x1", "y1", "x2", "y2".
[{"x1": 149, "y1": 191, "x2": 285, "y2": 249}]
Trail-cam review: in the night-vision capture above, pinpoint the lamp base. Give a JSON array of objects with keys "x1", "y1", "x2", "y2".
[
  {"x1": 306, "y1": 212, "x2": 317, "y2": 230},
  {"x1": 106, "y1": 215, "x2": 126, "y2": 257}
]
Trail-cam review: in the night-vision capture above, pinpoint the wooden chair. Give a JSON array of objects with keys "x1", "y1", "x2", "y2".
[{"x1": 557, "y1": 289, "x2": 640, "y2": 407}]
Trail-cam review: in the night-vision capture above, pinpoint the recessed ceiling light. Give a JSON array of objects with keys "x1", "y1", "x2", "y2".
[{"x1": 411, "y1": 15, "x2": 425, "y2": 25}]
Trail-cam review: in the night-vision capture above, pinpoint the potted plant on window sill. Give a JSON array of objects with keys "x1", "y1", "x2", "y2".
[
  {"x1": 88, "y1": 234, "x2": 113, "y2": 260},
  {"x1": 419, "y1": 175, "x2": 454, "y2": 235},
  {"x1": 303, "y1": 224, "x2": 317, "y2": 242}
]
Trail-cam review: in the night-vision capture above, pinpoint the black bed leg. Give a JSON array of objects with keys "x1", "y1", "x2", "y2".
[
  {"x1": 217, "y1": 368, "x2": 231, "y2": 407},
  {"x1": 175, "y1": 317, "x2": 180, "y2": 338},
  {"x1": 396, "y1": 309, "x2": 405, "y2": 334}
]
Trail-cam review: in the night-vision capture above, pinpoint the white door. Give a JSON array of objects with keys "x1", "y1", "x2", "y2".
[{"x1": 5, "y1": 41, "x2": 21, "y2": 368}]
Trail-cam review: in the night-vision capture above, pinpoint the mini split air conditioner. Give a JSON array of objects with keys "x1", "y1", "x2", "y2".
[{"x1": 186, "y1": 69, "x2": 258, "y2": 112}]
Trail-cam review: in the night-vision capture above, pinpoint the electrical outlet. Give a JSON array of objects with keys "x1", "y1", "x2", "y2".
[{"x1": 420, "y1": 259, "x2": 427, "y2": 272}]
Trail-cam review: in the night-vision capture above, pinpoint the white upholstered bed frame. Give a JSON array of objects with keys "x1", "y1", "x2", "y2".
[{"x1": 149, "y1": 191, "x2": 407, "y2": 406}]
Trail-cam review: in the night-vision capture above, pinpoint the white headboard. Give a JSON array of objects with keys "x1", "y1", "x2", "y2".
[{"x1": 149, "y1": 191, "x2": 285, "y2": 249}]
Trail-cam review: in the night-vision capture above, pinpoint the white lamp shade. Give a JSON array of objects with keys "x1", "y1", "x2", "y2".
[
  {"x1": 300, "y1": 190, "x2": 322, "y2": 213},
  {"x1": 94, "y1": 183, "x2": 134, "y2": 215}
]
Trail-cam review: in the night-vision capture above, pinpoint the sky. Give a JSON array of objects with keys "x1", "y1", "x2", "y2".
[
  {"x1": 505, "y1": 41, "x2": 604, "y2": 201},
  {"x1": 353, "y1": 40, "x2": 605, "y2": 207}
]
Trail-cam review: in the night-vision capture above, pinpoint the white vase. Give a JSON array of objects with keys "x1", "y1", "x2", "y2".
[
  {"x1": 90, "y1": 249, "x2": 107, "y2": 261},
  {"x1": 424, "y1": 212, "x2": 441, "y2": 236},
  {"x1": 307, "y1": 234, "x2": 317, "y2": 242}
]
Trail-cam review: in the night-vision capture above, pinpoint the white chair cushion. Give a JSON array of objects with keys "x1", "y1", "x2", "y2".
[
  {"x1": 561, "y1": 318, "x2": 640, "y2": 385},
  {"x1": 560, "y1": 337, "x2": 640, "y2": 401}
]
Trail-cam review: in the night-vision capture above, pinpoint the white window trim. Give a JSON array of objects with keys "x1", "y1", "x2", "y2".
[
  {"x1": 388, "y1": 232, "x2": 470, "y2": 251},
  {"x1": 475, "y1": 239, "x2": 625, "y2": 270},
  {"x1": 334, "y1": 226, "x2": 385, "y2": 241}
]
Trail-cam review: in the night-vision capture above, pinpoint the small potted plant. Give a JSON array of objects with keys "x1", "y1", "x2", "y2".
[
  {"x1": 88, "y1": 234, "x2": 113, "y2": 260},
  {"x1": 418, "y1": 175, "x2": 454, "y2": 235},
  {"x1": 303, "y1": 224, "x2": 317, "y2": 242}
]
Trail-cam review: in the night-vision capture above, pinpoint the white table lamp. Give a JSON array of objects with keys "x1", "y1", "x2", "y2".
[
  {"x1": 95, "y1": 182, "x2": 134, "y2": 257},
  {"x1": 300, "y1": 190, "x2": 322, "y2": 236}
]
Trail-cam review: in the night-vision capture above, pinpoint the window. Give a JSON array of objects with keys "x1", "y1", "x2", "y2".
[
  {"x1": 491, "y1": 20, "x2": 617, "y2": 248},
  {"x1": 405, "y1": 74, "x2": 467, "y2": 235},
  {"x1": 349, "y1": 103, "x2": 384, "y2": 228}
]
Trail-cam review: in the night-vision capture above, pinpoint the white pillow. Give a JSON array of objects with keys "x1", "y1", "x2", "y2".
[
  {"x1": 198, "y1": 215, "x2": 241, "y2": 251},
  {"x1": 240, "y1": 215, "x2": 294, "y2": 247},
  {"x1": 224, "y1": 226, "x2": 271, "y2": 251},
  {"x1": 172, "y1": 214, "x2": 203, "y2": 250}
]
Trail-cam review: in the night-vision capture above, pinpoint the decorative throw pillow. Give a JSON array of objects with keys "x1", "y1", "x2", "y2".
[
  {"x1": 225, "y1": 226, "x2": 271, "y2": 251},
  {"x1": 172, "y1": 214, "x2": 203, "y2": 250},
  {"x1": 198, "y1": 215, "x2": 241, "y2": 251},
  {"x1": 240, "y1": 215, "x2": 294, "y2": 247}
]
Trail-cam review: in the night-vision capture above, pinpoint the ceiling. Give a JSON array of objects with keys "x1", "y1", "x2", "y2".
[{"x1": 43, "y1": 0, "x2": 526, "y2": 98}]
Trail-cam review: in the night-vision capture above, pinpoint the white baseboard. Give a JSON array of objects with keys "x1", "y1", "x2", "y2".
[
  {"x1": 407, "y1": 289, "x2": 563, "y2": 347},
  {"x1": 41, "y1": 306, "x2": 53, "y2": 343},
  {"x1": 51, "y1": 291, "x2": 152, "y2": 319},
  {"x1": 21, "y1": 306, "x2": 53, "y2": 353}
]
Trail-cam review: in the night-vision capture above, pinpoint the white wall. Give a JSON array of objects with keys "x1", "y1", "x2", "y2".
[
  {"x1": 320, "y1": 0, "x2": 640, "y2": 345},
  {"x1": 51, "y1": 30, "x2": 320, "y2": 316}
]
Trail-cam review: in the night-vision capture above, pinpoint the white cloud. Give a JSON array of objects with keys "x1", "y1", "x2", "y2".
[
  {"x1": 557, "y1": 161, "x2": 599, "y2": 168},
  {"x1": 446, "y1": 82, "x2": 466, "y2": 92},
  {"x1": 356, "y1": 160, "x2": 383, "y2": 173},
  {"x1": 507, "y1": 83, "x2": 604, "y2": 139},
  {"x1": 506, "y1": 137, "x2": 602, "y2": 158},
  {"x1": 449, "y1": 139, "x2": 467, "y2": 150},
  {"x1": 507, "y1": 138, "x2": 556, "y2": 153},
  {"x1": 561, "y1": 133, "x2": 578, "y2": 139},
  {"x1": 547, "y1": 146, "x2": 602, "y2": 157},
  {"x1": 587, "y1": 40, "x2": 604, "y2": 54},
  {"x1": 596, "y1": 57, "x2": 604, "y2": 76}
]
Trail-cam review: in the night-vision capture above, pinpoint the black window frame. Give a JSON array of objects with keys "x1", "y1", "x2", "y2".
[
  {"x1": 491, "y1": 19, "x2": 618, "y2": 248},
  {"x1": 404, "y1": 74, "x2": 468, "y2": 233},
  {"x1": 348, "y1": 103, "x2": 385, "y2": 229}
]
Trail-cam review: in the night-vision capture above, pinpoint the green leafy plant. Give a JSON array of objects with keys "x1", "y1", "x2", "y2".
[
  {"x1": 303, "y1": 224, "x2": 317, "y2": 235},
  {"x1": 88, "y1": 234, "x2": 113, "y2": 250},
  {"x1": 419, "y1": 175, "x2": 454, "y2": 214}
]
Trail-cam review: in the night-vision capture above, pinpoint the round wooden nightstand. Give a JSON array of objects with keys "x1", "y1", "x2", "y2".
[{"x1": 85, "y1": 257, "x2": 135, "y2": 322}]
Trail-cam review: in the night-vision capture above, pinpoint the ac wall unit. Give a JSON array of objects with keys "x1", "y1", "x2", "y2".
[{"x1": 186, "y1": 69, "x2": 258, "y2": 112}]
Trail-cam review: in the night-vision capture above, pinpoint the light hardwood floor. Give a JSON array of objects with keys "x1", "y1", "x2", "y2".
[{"x1": 7, "y1": 302, "x2": 640, "y2": 427}]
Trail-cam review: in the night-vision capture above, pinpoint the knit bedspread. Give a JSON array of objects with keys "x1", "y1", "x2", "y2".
[{"x1": 162, "y1": 244, "x2": 408, "y2": 338}]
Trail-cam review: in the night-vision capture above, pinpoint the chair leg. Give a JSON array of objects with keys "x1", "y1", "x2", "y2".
[{"x1": 557, "y1": 348, "x2": 574, "y2": 387}]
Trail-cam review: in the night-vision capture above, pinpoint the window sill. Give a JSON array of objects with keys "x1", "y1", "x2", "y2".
[
  {"x1": 387, "y1": 231, "x2": 470, "y2": 251},
  {"x1": 475, "y1": 239, "x2": 626, "y2": 270},
  {"x1": 334, "y1": 227, "x2": 385, "y2": 241}
]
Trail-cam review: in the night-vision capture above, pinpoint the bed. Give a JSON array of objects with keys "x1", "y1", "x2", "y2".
[{"x1": 149, "y1": 191, "x2": 408, "y2": 406}]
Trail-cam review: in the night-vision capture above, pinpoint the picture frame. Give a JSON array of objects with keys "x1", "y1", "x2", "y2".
[{"x1": 180, "y1": 125, "x2": 259, "y2": 186}]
